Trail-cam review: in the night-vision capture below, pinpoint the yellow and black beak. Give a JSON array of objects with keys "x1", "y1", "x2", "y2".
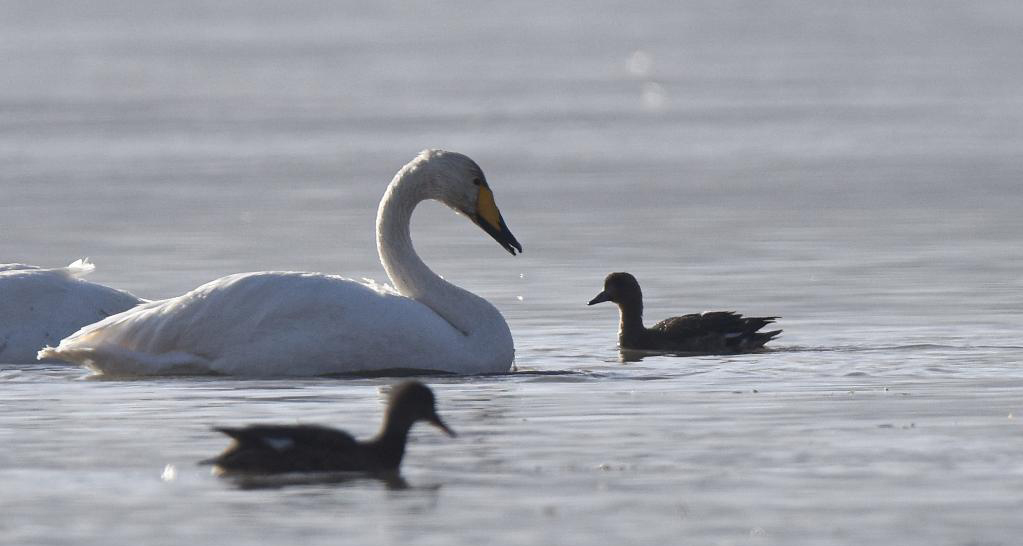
[{"x1": 472, "y1": 185, "x2": 522, "y2": 256}]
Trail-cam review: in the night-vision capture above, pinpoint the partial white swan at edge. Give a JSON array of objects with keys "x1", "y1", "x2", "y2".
[
  {"x1": 1, "y1": 259, "x2": 143, "y2": 363},
  {"x1": 39, "y1": 150, "x2": 522, "y2": 376}
]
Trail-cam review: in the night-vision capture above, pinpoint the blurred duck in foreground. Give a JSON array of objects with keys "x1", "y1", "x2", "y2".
[
  {"x1": 588, "y1": 272, "x2": 781, "y2": 354},
  {"x1": 202, "y1": 381, "x2": 455, "y2": 476},
  {"x1": 0, "y1": 259, "x2": 143, "y2": 364}
]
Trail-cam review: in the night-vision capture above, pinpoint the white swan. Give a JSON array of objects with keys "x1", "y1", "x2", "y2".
[
  {"x1": 39, "y1": 150, "x2": 522, "y2": 376},
  {"x1": 1, "y1": 259, "x2": 143, "y2": 364}
]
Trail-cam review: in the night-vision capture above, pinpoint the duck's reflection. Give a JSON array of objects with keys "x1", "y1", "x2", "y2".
[{"x1": 221, "y1": 470, "x2": 413, "y2": 491}]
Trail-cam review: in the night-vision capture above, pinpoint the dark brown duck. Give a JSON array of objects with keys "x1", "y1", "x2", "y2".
[
  {"x1": 588, "y1": 272, "x2": 781, "y2": 354},
  {"x1": 201, "y1": 381, "x2": 455, "y2": 475}
]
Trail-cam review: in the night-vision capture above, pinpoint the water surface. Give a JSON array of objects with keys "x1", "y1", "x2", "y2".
[{"x1": 2, "y1": 1, "x2": 1022, "y2": 545}]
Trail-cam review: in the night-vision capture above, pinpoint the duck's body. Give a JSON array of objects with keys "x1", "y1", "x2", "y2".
[
  {"x1": 626, "y1": 310, "x2": 780, "y2": 353},
  {"x1": 40, "y1": 150, "x2": 521, "y2": 376},
  {"x1": 589, "y1": 272, "x2": 780, "y2": 354},
  {"x1": 0, "y1": 260, "x2": 143, "y2": 364},
  {"x1": 203, "y1": 381, "x2": 455, "y2": 475}
]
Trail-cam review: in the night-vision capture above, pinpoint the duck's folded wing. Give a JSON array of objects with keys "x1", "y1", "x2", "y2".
[
  {"x1": 207, "y1": 425, "x2": 362, "y2": 472},
  {"x1": 652, "y1": 311, "x2": 779, "y2": 337}
]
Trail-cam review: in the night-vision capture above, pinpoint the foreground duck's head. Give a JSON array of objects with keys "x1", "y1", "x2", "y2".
[
  {"x1": 588, "y1": 272, "x2": 643, "y2": 308},
  {"x1": 385, "y1": 381, "x2": 456, "y2": 438},
  {"x1": 406, "y1": 149, "x2": 522, "y2": 256}
]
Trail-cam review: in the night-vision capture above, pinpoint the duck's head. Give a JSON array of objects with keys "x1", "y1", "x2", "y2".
[
  {"x1": 588, "y1": 272, "x2": 643, "y2": 307},
  {"x1": 414, "y1": 149, "x2": 522, "y2": 256},
  {"x1": 387, "y1": 381, "x2": 456, "y2": 437}
]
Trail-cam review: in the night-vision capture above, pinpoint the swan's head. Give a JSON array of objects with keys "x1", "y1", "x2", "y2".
[{"x1": 415, "y1": 149, "x2": 523, "y2": 256}]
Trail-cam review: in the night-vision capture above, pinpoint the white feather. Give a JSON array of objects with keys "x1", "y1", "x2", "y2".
[{"x1": 65, "y1": 258, "x2": 96, "y2": 277}]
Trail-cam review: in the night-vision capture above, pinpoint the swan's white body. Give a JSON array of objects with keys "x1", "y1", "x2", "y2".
[
  {"x1": 1, "y1": 260, "x2": 143, "y2": 364},
  {"x1": 40, "y1": 150, "x2": 520, "y2": 376}
]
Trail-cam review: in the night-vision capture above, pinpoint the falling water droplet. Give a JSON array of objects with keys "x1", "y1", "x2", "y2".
[
  {"x1": 161, "y1": 464, "x2": 177, "y2": 482},
  {"x1": 642, "y1": 82, "x2": 667, "y2": 111},
  {"x1": 627, "y1": 50, "x2": 653, "y2": 78}
]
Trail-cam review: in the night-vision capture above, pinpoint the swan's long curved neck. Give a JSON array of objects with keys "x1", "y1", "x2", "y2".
[{"x1": 375, "y1": 164, "x2": 492, "y2": 337}]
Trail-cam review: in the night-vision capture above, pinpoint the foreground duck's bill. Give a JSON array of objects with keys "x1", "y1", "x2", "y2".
[
  {"x1": 428, "y1": 415, "x2": 457, "y2": 438},
  {"x1": 588, "y1": 290, "x2": 611, "y2": 305},
  {"x1": 473, "y1": 185, "x2": 523, "y2": 255}
]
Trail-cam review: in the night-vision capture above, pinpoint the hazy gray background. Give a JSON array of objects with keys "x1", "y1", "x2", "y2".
[{"x1": 2, "y1": 2, "x2": 1022, "y2": 545}]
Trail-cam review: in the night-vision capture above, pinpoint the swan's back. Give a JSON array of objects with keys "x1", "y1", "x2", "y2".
[
  {"x1": 0, "y1": 263, "x2": 41, "y2": 273},
  {"x1": 42, "y1": 271, "x2": 496, "y2": 376},
  {"x1": 1, "y1": 261, "x2": 142, "y2": 363}
]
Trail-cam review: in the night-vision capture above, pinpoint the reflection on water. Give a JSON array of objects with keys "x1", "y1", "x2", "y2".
[
  {"x1": 3, "y1": 0, "x2": 1023, "y2": 545},
  {"x1": 616, "y1": 347, "x2": 783, "y2": 363},
  {"x1": 219, "y1": 471, "x2": 414, "y2": 492}
]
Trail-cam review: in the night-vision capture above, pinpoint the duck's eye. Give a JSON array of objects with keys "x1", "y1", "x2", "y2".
[{"x1": 472, "y1": 178, "x2": 482, "y2": 186}]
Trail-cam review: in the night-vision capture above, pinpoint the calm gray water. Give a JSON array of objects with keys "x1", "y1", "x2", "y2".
[{"x1": 3, "y1": 1, "x2": 1023, "y2": 545}]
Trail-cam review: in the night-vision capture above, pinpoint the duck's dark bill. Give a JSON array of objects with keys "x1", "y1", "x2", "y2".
[
  {"x1": 588, "y1": 291, "x2": 611, "y2": 305},
  {"x1": 428, "y1": 415, "x2": 457, "y2": 437}
]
